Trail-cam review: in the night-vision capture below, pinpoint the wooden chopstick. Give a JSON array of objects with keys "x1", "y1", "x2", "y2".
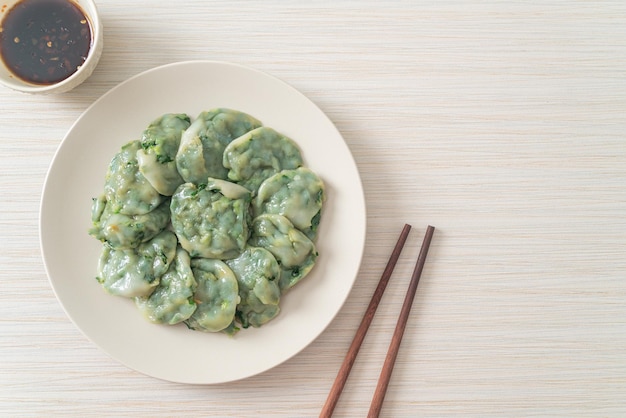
[
  {"x1": 367, "y1": 225, "x2": 435, "y2": 418},
  {"x1": 319, "y1": 223, "x2": 412, "y2": 418}
]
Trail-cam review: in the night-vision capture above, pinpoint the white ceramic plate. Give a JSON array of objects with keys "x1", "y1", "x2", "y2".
[{"x1": 40, "y1": 61, "x2": 366, "y2": 384}]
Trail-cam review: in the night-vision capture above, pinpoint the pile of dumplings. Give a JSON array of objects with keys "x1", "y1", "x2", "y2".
[{"x1": 89, "y1": 109, "x2": 325, "y2": 335}]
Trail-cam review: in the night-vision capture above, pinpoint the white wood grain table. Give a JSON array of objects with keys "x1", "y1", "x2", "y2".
[{"x1": 1, "y1": 1, "x2": 625, "y2": 416}]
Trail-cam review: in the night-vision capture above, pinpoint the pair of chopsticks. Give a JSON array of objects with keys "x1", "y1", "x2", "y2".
[{"x1": 320, "y1": 224, "x2": 435, "y2": 418}]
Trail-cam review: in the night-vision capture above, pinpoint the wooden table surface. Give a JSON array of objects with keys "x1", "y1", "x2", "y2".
[{"x1": 1, "y1": 1, "x2": 625, "y2": 416}]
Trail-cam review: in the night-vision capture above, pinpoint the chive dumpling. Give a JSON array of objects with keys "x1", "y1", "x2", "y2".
[
  {"x1": 176, "y1": 109, "x2": 262, "y2": 185},
  {"x1": 184, "y1": 258, "x2": 239, "y2": 333},
  {"x1": 249, "y1": 214, "x2": 318, "y2": 291},
  {"x1": 254, "y1": 167, "x2": 325, "y2": 240},
  {"x1": 137, "y1": 113, "x2": 191, "y2": 196},
  {"x1": 89, "y1": 195, "x2": 171, "y2": 249},
  {"x1": 170, "y1": 178, "x2": 251, "y2": 259},
  {"x1": 226, "y1": 247, "x2": 281, "y2": 328},
  {"x1": 135, "y1": 246, "x2": 197, "y2": 325},
  {"x1": 222, "y1": 127, "x2": 303, "y2": 192},
  {"x1": 104, "y1": 140, "x2": 164, "y2": 216},
  {"x1": 96, "y1": 230, "x2": 178, "y2": 298}
]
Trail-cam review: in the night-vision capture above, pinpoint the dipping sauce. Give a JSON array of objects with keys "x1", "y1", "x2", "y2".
[{"x1": 0, "y1": 0, "x2": 92, "y2": 85}]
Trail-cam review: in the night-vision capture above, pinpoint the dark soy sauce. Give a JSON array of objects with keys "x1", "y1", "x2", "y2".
[{"x1": 0, "y1": 0, "x2": 92, "y2": 85}]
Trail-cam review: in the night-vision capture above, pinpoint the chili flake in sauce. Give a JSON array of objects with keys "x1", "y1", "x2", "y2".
[{"x1": 0, "y1": 0, "x2": 92, "y2": 85}]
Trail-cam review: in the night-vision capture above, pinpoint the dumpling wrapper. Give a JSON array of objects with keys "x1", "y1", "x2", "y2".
[
  {"x1": 176, "y1": 109, "x2": 262, "y2": 184},
  {"x1": 135, "y1": 246, "x2": 197, "y2": 325},
  {"x1": 89, "y1": 195, "x2": 170, "y2": 249},
  {"x1": 226, "y1": 247, "x2": 281, "y2": 328},
  {"x1": 96, "y1": 230, "x2": 178, "y2": 298},
  {"x1": 249, "y1": 214, "x2": 318, "y2": 291},
  {"x1": 222, "y1": 127, "x2": 303, "y2": 192},
  {"x1": 184, "y1": 258, "x2": 239, "y2": 333},
  {"x1": 170, "y1": 178, "x2": 251, "y2": 259},
  {"x1": 254, "y1": 167, "x2": 325, "y2": 240},
  {"x1": 104, "y1": 140, "x2": 163, "y2": 216}
]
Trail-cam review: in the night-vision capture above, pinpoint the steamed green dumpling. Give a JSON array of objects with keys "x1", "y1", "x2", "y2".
[
  {"x1": 176, "y1": 109, "x2": 262, "y2": 184},
  {"x1": 226, "y1": 247, "x2": 281, "y2": 328},
  {"x1": 104, "y1": 140, "x2": 164, "y2": 216},
  {"x1": 135, "y1": 246, "x2": 197, "y2": 325},
  {"x1": 185, "y1": 258, "x2": 239, "y2": 333},
  {"x1": 254, "y1": 167, "x2": 325, "y2": 240},
  {"x1": 89, "y1": 195, "x2": 171, "y2": 249},
  {"x1": 249, "y1": 214, "x2": 318, "y2": 291},
  {"x1": 222, "y1": 127, "x2": 303, "y2": 191},
  {"x1": 96, "y1": 230, "x2": 177, "y2": 297},
  {"x1": 137, "y1": 113, "x2": 191, "y2": 196},
  {"x1": 170, "y1": 178, "x2": 251, "y2": 259}
]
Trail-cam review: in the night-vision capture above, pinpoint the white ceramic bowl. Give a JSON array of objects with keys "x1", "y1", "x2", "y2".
[{"x1": 0, "y1": 0, "x2": 103, "y2": 94}]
